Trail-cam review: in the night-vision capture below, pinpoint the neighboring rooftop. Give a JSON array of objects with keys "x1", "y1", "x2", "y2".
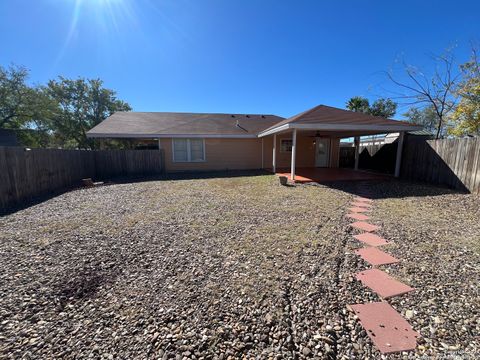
[{"x1": 87, "y1": 112, "x2": 284, "y2": 138}]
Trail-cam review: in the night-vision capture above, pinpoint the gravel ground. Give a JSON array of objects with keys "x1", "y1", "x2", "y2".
[{"x1": 0, "y1": 173, "x2": 478, "y2": 359}]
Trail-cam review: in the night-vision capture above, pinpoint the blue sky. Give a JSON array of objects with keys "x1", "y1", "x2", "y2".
[{"x1": 1, "y1": 0, "x2": 479, "y2": 118}]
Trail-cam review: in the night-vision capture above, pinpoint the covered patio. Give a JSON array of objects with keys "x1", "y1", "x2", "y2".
[{"x1": 258, "y1": 105, "x2": 423, "y2": 182}]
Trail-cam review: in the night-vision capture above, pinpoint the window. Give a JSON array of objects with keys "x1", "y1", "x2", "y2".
[
  {"x1": 172, "y1": 138, "x2": 205, "y2": 162},
  {"x1": 280, "y1": 139, "x2": 293, "y2": 152}
]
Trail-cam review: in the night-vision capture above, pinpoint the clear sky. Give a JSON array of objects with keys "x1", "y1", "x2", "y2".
[{"x1": 1, "y1": 0, "x2": 479, "y2": 118}]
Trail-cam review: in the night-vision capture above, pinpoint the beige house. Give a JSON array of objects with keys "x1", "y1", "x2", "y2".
[{"x1": 87, "y1": 104, "x2": 422, "y2": 180}]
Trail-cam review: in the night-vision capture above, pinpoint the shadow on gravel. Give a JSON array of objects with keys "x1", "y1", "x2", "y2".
[
  {"x1": 0, "y1": 170, "x2": 270, "y2": 216},
  {"x1": 53, "y1": 263, "x2": 120, "y2": 309},
  {"x1": 307, "y1": 179, "x2": 465, "y2": 199}
]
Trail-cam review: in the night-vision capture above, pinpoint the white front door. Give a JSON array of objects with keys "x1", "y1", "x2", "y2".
[{"x1": 315, "y1": 138, "x2": 330, "y2": 167}]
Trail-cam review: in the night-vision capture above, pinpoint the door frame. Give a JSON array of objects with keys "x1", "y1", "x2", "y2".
[{"x1": 314, "y1": 137, "x2": 330, "y2": 167}]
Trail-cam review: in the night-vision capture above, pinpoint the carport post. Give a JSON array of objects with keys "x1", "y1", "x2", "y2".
[
  {"x1": 272, "y1": 134, "x2": 277, "y2": 173},
  {"x1": 354, "y1": 136, "x2": 360, "y2": 170},
  {"x1": 291, "y1": 129, "x2": 297, "y2": 180},
  {"x1": 394, "y1": 131, "x2": 405, "y2": 178}
]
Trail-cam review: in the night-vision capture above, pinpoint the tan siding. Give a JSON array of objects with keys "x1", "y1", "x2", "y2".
[{"x1": 162, "y1": 138, "x2": 263, "y2": 172}]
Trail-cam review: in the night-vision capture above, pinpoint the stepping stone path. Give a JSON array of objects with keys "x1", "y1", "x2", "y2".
[
  {"x1": 346, "y1": 213, "x2": 370, "y2": 221},
  {"x1": 350, "y1": 302, "x2": 419, "y2": 354},
  {"x1": 355, "y1": 269, "x2": 414, "y2": 298},
  {"x1": 355, "y1": 247, "x2": 399, "y2": 266},
  {"x1": 344, "y1": 183, "x2": 419, "y2": 354}
]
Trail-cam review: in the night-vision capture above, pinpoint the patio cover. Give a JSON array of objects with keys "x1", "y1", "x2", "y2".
[{"x1": 258, "y1": 104, "x2": 423, "y2": 137}]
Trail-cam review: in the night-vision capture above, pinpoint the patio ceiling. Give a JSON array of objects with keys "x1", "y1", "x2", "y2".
[{"x1": 258, "y1": 104, "x2": 423, "y2": 137}]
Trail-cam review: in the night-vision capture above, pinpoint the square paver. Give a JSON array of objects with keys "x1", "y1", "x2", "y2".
[
  {"x1": 348, "y1": 207, "x2": 371, "y2": 213},
  {"x1": 351, "y1": 201, "x2": 373, "y2": 208},
  {"x1": 354, "y1": 196, "x2": 373, "y2": 203},
  {"x1": 350, "y1": 302, "x2": 419, "y2": 354},
  {"x1": 350, "y1": 221, "x2": 380, "y2": 232},
  {"x1": 355, "y1": 247, "x2": 399, "y2": 266},
  {"x1": 355, "y1": 269, "x2": 414, "y2": 298},
  {"x1": 346, "y1": 213, "x2": 370, "y2": 221},
  {"x1": 353, "y1": 233, "x2": 389, "y2": 246}
]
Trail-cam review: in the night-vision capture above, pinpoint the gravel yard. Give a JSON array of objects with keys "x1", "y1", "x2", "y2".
[{"x1": 0, "y1": 173, "x2": 479, "y2": 359}]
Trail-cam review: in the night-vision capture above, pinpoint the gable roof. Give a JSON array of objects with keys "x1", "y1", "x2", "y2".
[
  {"x1": 87, "y1": 112, "x2": 284, "y2": 138},
  {"x1": 258, "y1": 104, "x2": 422, "y2": 136}
]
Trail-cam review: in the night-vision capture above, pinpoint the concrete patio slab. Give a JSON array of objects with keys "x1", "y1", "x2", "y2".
[
  {"x1": 353, "y1": 233, "x2": 389, "y2": 246},
  {"x1": 348, "y1": 207, "x2": 371, "y2": 213},
  {"x1": 350, "y1": 221, "x2": 380, "y2": 232},
  {"x1": 355, "y1": 269, "x2": 414, "y2": 298},
  {"x1": 346, "y1": 213, "x2": 370, "y2": 221},
  {"x1": 355, "y1": 247, "x2": 400, "y2": 266},
  {"x1": 350, "y1": 302, "x2": 419, "y2": 354}
]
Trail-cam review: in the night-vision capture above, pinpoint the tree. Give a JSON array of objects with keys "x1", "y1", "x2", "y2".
[
  {"x1": 46, "y1": 77, "x2": 131, "y2": 149},
  {"x1": 346, "y1": 96, "x2": 397, "y2": 118},
  {"x1": 387, "y1": 52, "x2": 458, "y2": 139},
  {"x1": 449, "y1": 48, "x2": 480, "y2": 136},
  {"x1": 0, "y1": 64, "x2": 56, "y2": 130},
  {"x1": 368, "y1": 98, "x2": 397, "y2": 118},
  {"x1": 346, "y1": 96, "x2": 370, "y2": 113},
  {"x1": 403, "y1": 106, "x2": 438, "y2": 133}
]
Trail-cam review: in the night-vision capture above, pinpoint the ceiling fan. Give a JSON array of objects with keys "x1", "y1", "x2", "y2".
[{"x1": 308, "y1": 131, "x2": 322, "y2": 138}]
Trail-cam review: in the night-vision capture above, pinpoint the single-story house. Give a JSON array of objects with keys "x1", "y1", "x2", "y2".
[{"x1": 86, "y1": 104, "x2": 422, "y2": 180}]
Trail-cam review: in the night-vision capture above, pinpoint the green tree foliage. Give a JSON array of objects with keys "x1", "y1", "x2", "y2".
[
  {"x1": 46, "y1": 77, "x2": 131, "y2": 149},
  {"x1": 346, "y1": 96, "x2": 397, "y2": 118},
  {"x1": 403, "y1": 106, "x2": 438, "y2": 133},
  {"x1": 346, "y1": 96, "x2": 370, "y2": 113},
  {"x1": 449, "y1": 49, "x2": 480, "y2": 136},
  {"x1": 0, "y1": 64, "x2": 56, "y2": 130}
]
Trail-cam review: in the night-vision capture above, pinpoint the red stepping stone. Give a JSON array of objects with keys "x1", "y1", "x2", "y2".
[
  {"x1": 355, "y1": 269, "x2": 414, "y2": 298},
  {"x1": 350, "y1": 221, "x2": 380, "y2": 232},
  {"x1": 346, "y1": 213, "x2": 370, "y2": 221},
  {"x1": 355, "y1": 247, "x2": 399, "y2": 266},
  {"x1": 350, "y1": 302, "x2": 419, "y2": 354},
  {"x1": 353, "y1": 233, "x2": 389, "y2": 246},
  {"x1": 348, "y1": 207, "x2": 370, "y2": 213},
  {"x1": 351, "y1": 201, "x2": 373, "y2": 208},
  {"x1": 354, "y1": 196, "x2": 373, "y2": 203}
]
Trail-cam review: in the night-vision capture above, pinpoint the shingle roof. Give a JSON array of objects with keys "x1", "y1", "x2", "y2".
[
  {"x1": 87, "y1": 112, "x2": 284, "y2": 138},
  {"x1": 259, "y1": 104, "x2": 420, "y2": 135}
]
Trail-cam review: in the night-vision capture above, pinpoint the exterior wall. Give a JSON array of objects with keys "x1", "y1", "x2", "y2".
[
  {"x1": 161, "y1": 138, "x2": 263, "y2": 172},
  {"x1": 160, "y1": 135, "x2": 341, "y2": 172},
  {"x1": 262, "y1": 134, "x2": 340, "y2": 169}
]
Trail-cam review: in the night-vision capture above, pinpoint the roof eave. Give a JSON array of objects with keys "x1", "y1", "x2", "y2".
[
  {"x1": 258, "y1": 123, "x2": 424, "y2": 137},
  {"x1": 86, "y1": 133, "x2": 258, "y2": 139}
]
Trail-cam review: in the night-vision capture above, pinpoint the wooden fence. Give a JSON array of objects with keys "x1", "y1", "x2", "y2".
[
  {"x1": 0, "y1": 147, "x2": 164, "y2": 212},
  {"x1": 401, "y1": 137, "x2": 480, "y2": 194}
]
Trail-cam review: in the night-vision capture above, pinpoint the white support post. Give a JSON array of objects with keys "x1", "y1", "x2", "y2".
[
  {"x1": 394, "y1": 131, "x2": 405, "y2": 178},
  {"x1": 354, "y1": 136, "x2": 360, "y2": 170},
  {"x1": 272, "y1": 134, "x2": 277, "y2": 173},
  {"x1": 291, "y1": 129, "x2": 297, "y2": 180}
]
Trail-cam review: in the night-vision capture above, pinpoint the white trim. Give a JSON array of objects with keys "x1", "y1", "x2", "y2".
[
  {"x1": 291, "y1": 129, "x2": 297, "y2": 180},
  {"x1": 258, "y1": 124, "x2": 290, "y2": 137},
  {"x1": 394, "y1": 131, "x2": 405, "y2": 177},
  {"x1": 258, "y1": 123, "x2": 423, "y2": 137},
  {"x1": 354, "y1": 136, "x2": 360, "y2": 170},
  {"x1": 172, "y1": 138, "x2": 206, "y2": 163},
  {"x1": 87, "y1": 133, "x2": 257, "y2": 139}
]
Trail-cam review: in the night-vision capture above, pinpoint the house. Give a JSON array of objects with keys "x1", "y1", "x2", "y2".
[{"x1": 86, "y1": 104, "x2": 422, "y2": 180}]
